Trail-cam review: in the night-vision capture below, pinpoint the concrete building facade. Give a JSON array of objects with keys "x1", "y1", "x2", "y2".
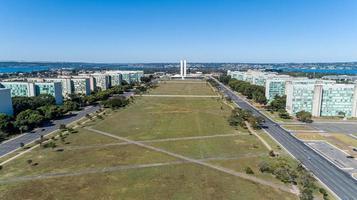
[
  {"x1": 0, "y1": 88, "x2": 14, "y2": 115},
  {"x1": 0, "y1": 82, "x2": 63, "y2": 104},
  {"x1": 285, "y1": 81, "x2": 357, "y2": 117}
]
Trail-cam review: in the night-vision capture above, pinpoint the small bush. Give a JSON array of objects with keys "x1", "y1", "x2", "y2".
[
  {"x1": 269, "y1": 150, "x2": 276, "y2": 157},
  {"x1": 245, "y1": 167, "x2": 254, "y2": 174},
  {"x1": 43, "y1": 141, "x2": 57, "y2": 149}
]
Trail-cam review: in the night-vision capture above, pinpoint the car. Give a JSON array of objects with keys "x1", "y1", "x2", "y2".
[{"x1": 346, "y1": 155, "x2": 355, "y2": 159}]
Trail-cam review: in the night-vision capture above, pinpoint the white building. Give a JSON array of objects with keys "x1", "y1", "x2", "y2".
[{"x1": 0, "y1": 88, "x2": 14, "y2": 116}]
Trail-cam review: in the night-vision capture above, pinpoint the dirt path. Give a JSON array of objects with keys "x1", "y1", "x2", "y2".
[
  {"x1": 85, "y1": 127, "x2": 297, "y2": 195},
  {"x1": 0, "y1": 153, "x2": 268, "y2": 184},
  {"x1": 245, "y1": 122, "x2": 272, "y2": 151}
]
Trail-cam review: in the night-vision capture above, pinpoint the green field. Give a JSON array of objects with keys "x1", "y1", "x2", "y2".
[{"x1": 0, "y1": 80, "x2": 299, "y2": 200}]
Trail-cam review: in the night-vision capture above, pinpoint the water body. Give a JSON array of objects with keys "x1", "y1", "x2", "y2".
[
  {"x1": 281, "y1": 68, "x2": 357, "y2": 75},
  {"x1": 0, "y1": 66, "x2": 49, "y2": 73}
]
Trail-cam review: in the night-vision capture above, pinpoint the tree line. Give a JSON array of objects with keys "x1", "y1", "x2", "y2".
[{"x1": 228, "y1": 79, "x2": 267, "y2": 105}]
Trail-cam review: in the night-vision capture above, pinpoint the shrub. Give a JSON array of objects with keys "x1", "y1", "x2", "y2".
[
  {"x1": 296, "y1": 111, "x2": 313, "y2": 123},
  {"x1": 43, "y1": 141, "x2": 57, "y2": 149},
  {"x1": 245, "y1": 167, "x2": 254, "y2": 174},
  {"x1": 269, "y1": 150, "x2": 276, "y2": 157},
  {"x1": 258, "y1": 161, "x2": 272, "y2": 173}
]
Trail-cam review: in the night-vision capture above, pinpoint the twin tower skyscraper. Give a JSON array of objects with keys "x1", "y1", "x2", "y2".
[{"x1": 180, "y1": 60, "x2": 187, "y2": 79}]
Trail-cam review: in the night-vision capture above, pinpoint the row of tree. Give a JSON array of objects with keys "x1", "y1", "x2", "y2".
[
  {"x1": 0, "y1": 94, "x2": 82, "y2": 140},
  {"x1": 228, "y1": 79, "x2": 267, "y2": 104}
]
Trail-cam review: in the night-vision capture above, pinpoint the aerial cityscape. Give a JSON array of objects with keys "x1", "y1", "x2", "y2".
[{"x1": 0, "y1": 1, "x2": 357, "y2": 200}]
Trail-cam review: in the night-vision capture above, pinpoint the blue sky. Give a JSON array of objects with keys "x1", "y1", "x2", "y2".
[{"x1": 0, "y1": 0, "x2": 356, "y2": 63}]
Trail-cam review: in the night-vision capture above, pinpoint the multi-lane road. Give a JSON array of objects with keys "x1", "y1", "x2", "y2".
[
  {"x1": 0, "y1": 105, "x2": 100, "y2": 158},
  {"x1": 212, "y1": 77, "x2": 357, "y2": 200}
]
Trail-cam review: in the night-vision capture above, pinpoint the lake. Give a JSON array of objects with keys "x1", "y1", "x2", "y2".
[{"x1": 0, "y1": 66, "x2": 49, "y2": 73}]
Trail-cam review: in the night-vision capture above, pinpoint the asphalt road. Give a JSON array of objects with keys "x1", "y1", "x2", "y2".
[
  {"x1": 212, "y1": 77, "x2": 357, "y2": 200},
  {"x1": 306, "y1": 141, "x2": 357, "y2": 171},
  {"x1": 0, "y1": 105, "x2": 100, "y2": 158}
]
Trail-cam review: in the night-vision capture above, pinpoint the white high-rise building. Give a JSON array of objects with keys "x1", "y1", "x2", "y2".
[{"x1": 179, "y1": 59, "x2": 187, "y2": 79}]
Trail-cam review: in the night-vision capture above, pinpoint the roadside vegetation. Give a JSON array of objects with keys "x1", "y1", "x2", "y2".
[
  {"x1": 228, "y1": 107, "x2": 263, "y2": 130},
  {"x1": 267, "y1": 95, "x2": 291, "y2": 120},
  {"x1": 258, "y1": 159, "x2": 330, "y2": 200},
  {"x1": 296, "y1": 111, "x2": 313, "y2": 123}
]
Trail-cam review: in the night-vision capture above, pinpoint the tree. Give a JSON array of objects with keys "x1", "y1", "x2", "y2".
[
  {"x1": 278, "y1": 110, "x2": 291, "y2": 119},
  {"x1": 0, "y1": 114, "x2": 16, "y2": 138},
  {"x1": 15, "y1": 110, "x2": 44, "y2": 130},
  {"x1": 12, "y1": 94, "x2": 56, "y2": 115},
  {"x1": 296, "y1": 111, "x2": 313, "y2": 123},
  {"x1": 37, "y1": 105, "x2": 63, "y2": 120},
  {"x1": 101, "y1": 98, "x2": 129, "y2": 109},
  {"x1": 219, "y1": 75, "x2": 231, "y2": 85},
  {"x1": 228, "y1": 79, "x2": 266, "y2": 105},
  {"x1": 338, "y1": 111, "x2": 346, "y2": 118},
  {"x1": 267, "y1": 95, "x2": 286, "y2": 112},
  {"x1": 140, "y1": 75, "x2": 154, "y2": 83},
  {"x1": 61, "y1": 101, "x2": 80, "y2": 113}
]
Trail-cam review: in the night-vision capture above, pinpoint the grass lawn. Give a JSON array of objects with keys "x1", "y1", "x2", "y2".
[
  {"x1": 282, "y1": 125, "x2": 316, "y2": 131},
  {"x1": 0, "y1": 81, "x2": 302, "y2": 199},
  {"x1": 94, "y1": 97, "x2": 238, "y2": 140},
  {"x1": 150, "y1": 80, "x2": 216, "y2": 95},
  {"x1": 0, "y1": 128, "x2": 176, "y2": 179},
  {"x1": 330, "y1": 134, "x2": 357, "y2": 147},
  {"x1": 149, "y1": 135, "x2": 266, "y2": 159},
  {"x1": 293, "y1": 132, "x2": 326, "y2": 141},
  {"x1": 0, "y1": 163, "x2": 297, "y2": 200}
]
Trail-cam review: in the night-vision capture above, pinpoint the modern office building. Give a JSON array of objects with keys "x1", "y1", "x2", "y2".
[
  {"x1": 71, "y1": 78, "x2": 91, "y2": 95},
  {"x1": 0, "y1": 82, "x2": 36, "y2": 97},
  {"x1": 0, "y1": 82, "x2": 63, "y2": 104},
  {"x1": 285, "y1": 81, "x2": 357, "y2": 117},
  {"x1": 28, "y1": 77, "x2": 91, "y2": 96},
  {"x1": 0, "y1": 88, "x2": 14, "y2": 115},
  {"x1": 117, "y1": 71, "x2": 144, "y2": 84},
  {"x1": 91, "y1": 73, "x2": 110, "y2": 90},
  {"x1": 105, "y1": 71, "x2": 123, "y2": 87},
  {"x1": 44, "y1": 78, "x2": 73, "y2": 97},
  {"x1": 228, "y1": 70, "x2": 291, "y2": 101},
  {"x1": 33, "y1": 82, "x2": 63, "y2": 104}
]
